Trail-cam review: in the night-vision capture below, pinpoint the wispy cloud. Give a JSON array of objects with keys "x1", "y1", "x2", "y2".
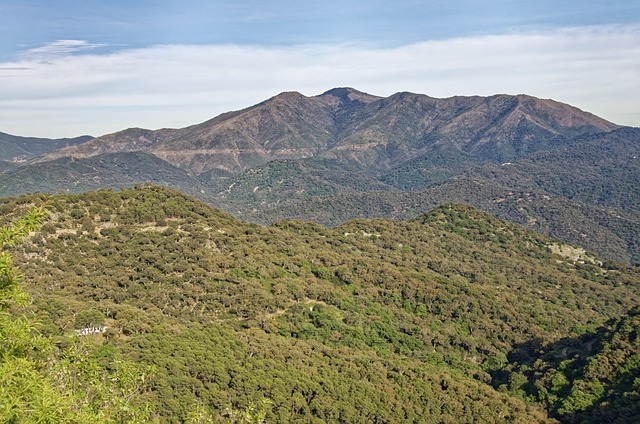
[
  {"x1": 19, "y1": 39, "x2": 107, "y2": 61},
  {"x1": 1, "y1": 25, "x2": 639, "y2": 138}
]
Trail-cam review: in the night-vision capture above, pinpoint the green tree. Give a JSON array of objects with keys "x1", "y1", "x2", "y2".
[{"x1": 75, "y1": 308, "x2": 106, "y2": 329}]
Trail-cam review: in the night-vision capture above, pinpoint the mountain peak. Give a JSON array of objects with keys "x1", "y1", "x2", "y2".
[
  {"x1": 274, "y1": 90, "x2": 305, "y2": 98},
  {"x1": 321, "y1": 87, "x2": 359, "y2": 98},
  {"x1": 320, "y1": 87, "x2": 381, "y2": 105}
]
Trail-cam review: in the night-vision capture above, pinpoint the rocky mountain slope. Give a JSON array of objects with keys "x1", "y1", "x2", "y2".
[{"x1": 41, "y1": 88, "x2": 617, "y2": 176}]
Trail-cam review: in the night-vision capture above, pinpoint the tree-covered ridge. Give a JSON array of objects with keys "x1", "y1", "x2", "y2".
[
  {"x1": 202, "y1": 158, "x2": 397, "y2": 206},
  {"x1": 243, "y1": 127, "x2": 640, "y2": 265},
  {"x1": 0, "y1": 151, "x2": 211, "y2": 200},
  {"x1": 3, "y1": 186, "x2": 639, "y2": 422}
]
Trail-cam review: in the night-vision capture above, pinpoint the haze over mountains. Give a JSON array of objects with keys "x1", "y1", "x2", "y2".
[{"x1": 1, "y1": 88, "x2": 637, "y2": 263}]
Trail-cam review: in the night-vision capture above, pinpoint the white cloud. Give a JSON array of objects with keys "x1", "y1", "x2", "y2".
[
  {"x1": 19, "y1": 39, "x2": 107, "y2": 62},
  {"x1": 1, "y1": 25, "x2": 639, "y2": 138}
]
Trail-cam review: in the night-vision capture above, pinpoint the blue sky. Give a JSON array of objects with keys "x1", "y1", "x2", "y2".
[{"x1": 1, "y1": 1, "x2": 639, "y2": 137}]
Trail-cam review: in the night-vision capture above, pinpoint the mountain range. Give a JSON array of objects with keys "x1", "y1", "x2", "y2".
[
  {"x1": 1, "y1": 88, "x2": 637, "y2": 264},
  {"x1": 39, "y1": 88, "x2": 618, "y2": 176}
]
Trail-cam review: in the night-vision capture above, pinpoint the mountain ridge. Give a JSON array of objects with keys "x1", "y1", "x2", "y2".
[
  {"x1": 38, "y1": 88, "x2": 619, "y2": 176},
  {"x1": 0, "y1": 132, "x2": 92, "y2": 162},
  {"x1": 0, "y1": 151, "x2": 209, "y2": 198}
]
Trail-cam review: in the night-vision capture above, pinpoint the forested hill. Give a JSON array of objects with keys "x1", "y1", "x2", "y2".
[
  {"x1": 242, "y1": 127, "x2": 640, "y2": 265},
  {"x1": 4, "y1": 186, "x2": 639, "y2": 422},
  {"x1": 497, "y1": 306, "x2": 640, "y2": 423}
]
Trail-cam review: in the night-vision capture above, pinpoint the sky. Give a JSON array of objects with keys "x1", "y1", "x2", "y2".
[{"x1": 1, "y1": 1, "x2": 639, "y2": 138}]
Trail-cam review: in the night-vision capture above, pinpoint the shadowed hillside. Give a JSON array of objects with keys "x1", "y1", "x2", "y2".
[{"x1": 0, "y1": 131, "x2": 91, "y2": 162}]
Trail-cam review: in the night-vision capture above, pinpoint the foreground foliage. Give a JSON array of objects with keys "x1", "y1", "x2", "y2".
[
  {"x1": 0, "y1": 207, "x2": 153, "y2": 423},
  {"x1": 3, "y1": 186, "x2": 639, "y2": 422}
]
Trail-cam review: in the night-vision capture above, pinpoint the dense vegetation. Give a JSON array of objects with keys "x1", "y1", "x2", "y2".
[
  {"x1": 2, "y1": 186, "x2": 639, "y2": 422},
  {"x1": 0, "y1": 206, "x2": 153, "y2": 422},
  {"x1": 495, "y1": 307, "x2": 640, "y2": 423},
  {"x1": 246, "y1": 128, "x2": 640, "y2": 265}
]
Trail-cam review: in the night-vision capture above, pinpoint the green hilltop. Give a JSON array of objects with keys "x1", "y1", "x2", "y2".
[{"x1": 2, "y1": 186, "x2": 638, "y2": 422}]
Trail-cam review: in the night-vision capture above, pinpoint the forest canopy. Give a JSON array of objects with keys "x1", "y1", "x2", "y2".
[{"x1": 1, "y1": 185, "x2": 638, "y2": 422}]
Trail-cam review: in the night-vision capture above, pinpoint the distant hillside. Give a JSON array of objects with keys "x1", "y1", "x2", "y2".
[
  {"x1": 0, "y1": 131, "x2": 91, "y2": 162},
  {"x1": 0, "y1": 151, "x2": 209, "y2": 198},
  {"x1": 245, "y1": 128, "x2": 640, "y2": 264},
  {"x1": 247, "y1": 185, "x2": 637, "y2": 265},
  {"x1": 0, "y1": 160, "x2": 18, "y2": 174},
  {"x1": 201, "y1": 158, "x2": 398, "y2": 206},
  {"x1": 4, "y1": 186, "x2": 639, "y2": 422},
  {"x1": 457, "y1": 127, "x2": 640, "y2": 215}
]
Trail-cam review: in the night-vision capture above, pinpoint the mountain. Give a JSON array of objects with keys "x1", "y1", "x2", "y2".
[
  {"x1": 42, "y1": 88, "x2": 617, "y2": 176},
  {"x1": 0, "y1": 131, "x2": 91, "y2": 162},
  {"x1": 4, "y1": 88, "x2": 636, "y2": 265},
  {"x1": 41, "y1": 89, "x2": 381, "y2": 175},
  {"x1": 5, "y1": 186, "x2": 639, "y2": 422}
]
